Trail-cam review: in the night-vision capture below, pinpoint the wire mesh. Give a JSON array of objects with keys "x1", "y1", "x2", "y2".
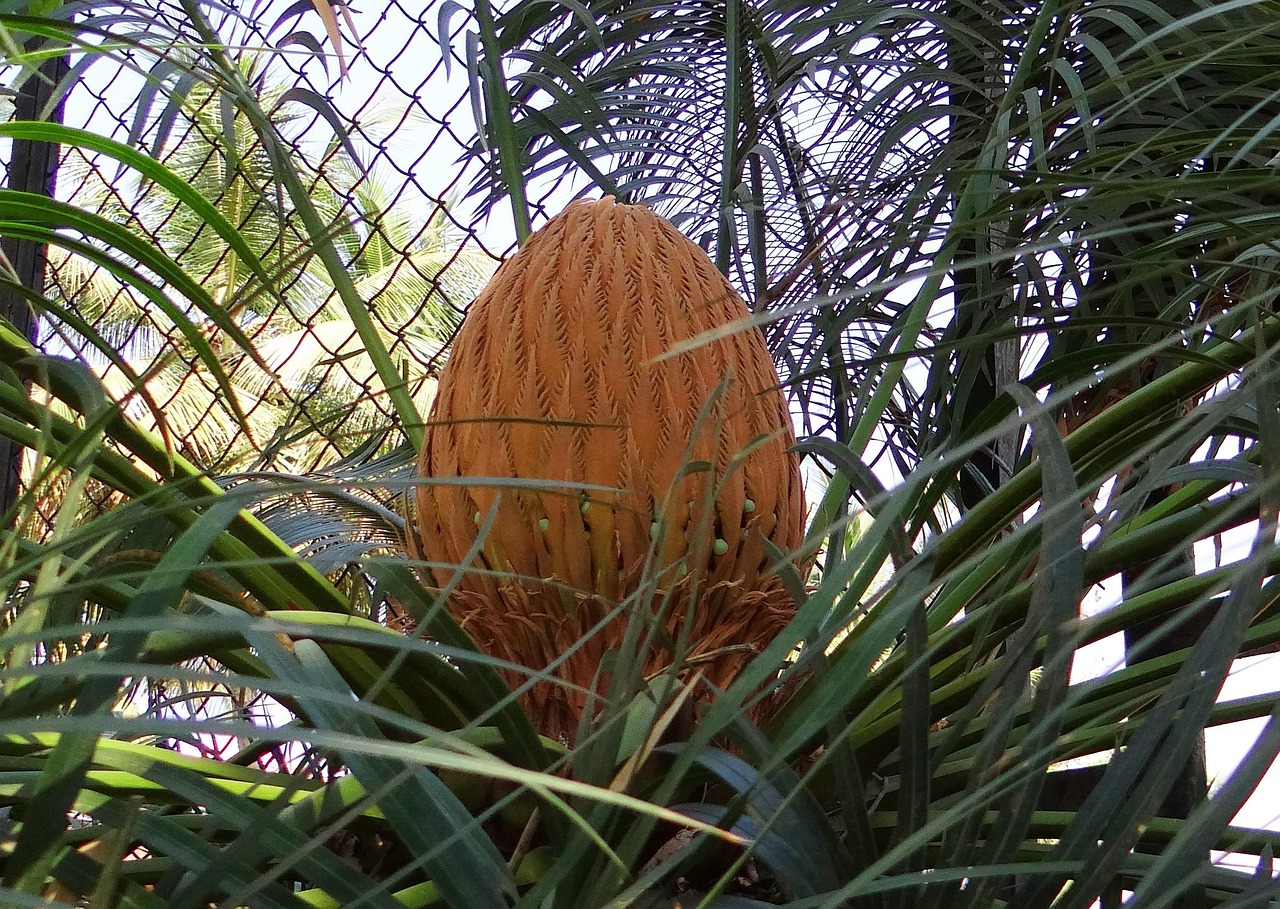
[
  {"x1": 0, "y1": 0, "x2": 510, "y2": 759},
  {"x1": 13, "y1": 1, "x2": 501, "y2": 480}
]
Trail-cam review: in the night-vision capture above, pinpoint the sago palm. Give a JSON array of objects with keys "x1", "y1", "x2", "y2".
[
  {"x1": 0, "y1": 0, "x2": 1279, "y2": 907},
  {"x1": 414, "y1": 196, "x2": 807, "y2": 741}
]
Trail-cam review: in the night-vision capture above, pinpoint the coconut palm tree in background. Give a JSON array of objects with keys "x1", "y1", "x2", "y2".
[
  {"x1": 2, "y1": 0, "x2": 1280, "y2": 906},
  {"x1": 44, "y1": 52, "x2": 492, "y2": 474}
]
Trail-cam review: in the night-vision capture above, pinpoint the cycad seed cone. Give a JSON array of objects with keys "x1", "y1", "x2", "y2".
[{"x1": 414, "y1": 196, "x2": 805, "y2": 740}]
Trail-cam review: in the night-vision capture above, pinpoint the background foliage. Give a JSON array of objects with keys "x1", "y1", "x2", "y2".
[{"x1": 2, "y1": 0, "x2": 1280, "y2": 907}]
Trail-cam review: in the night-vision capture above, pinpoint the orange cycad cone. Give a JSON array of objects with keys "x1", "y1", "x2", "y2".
[{"x1": 414, "y1": 196, "x2": 805, "y2": 740}]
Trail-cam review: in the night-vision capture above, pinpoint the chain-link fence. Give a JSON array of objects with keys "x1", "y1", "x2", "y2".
[
  {"x1": 0, "y1": 0, "x2": 523, "y2": 764},
  {"x1": 22, "y1": 2, "x2": 499, "y2": 477}
]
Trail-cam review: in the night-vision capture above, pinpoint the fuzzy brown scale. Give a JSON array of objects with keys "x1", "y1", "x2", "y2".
[{"x1": 414, "y1": 196, "x2": 805, "y2": 742}]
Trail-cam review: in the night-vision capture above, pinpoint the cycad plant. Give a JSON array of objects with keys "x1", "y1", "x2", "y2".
[
  {"x1": 1, "y1": 0, "x2": 1280, "y2": 907},
  {"x1": 415, "y1": 195, "x2": 807, "y2": 742}
]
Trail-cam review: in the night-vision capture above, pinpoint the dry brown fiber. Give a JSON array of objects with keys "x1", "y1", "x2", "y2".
[{"x1": 414, "y1": 196, "x2": 805, "y2": 741}]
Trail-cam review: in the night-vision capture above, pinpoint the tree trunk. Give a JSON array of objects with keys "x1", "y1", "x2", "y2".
[{"x1": 0, "y1": 42, "x2": 68, "y2": 524}]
